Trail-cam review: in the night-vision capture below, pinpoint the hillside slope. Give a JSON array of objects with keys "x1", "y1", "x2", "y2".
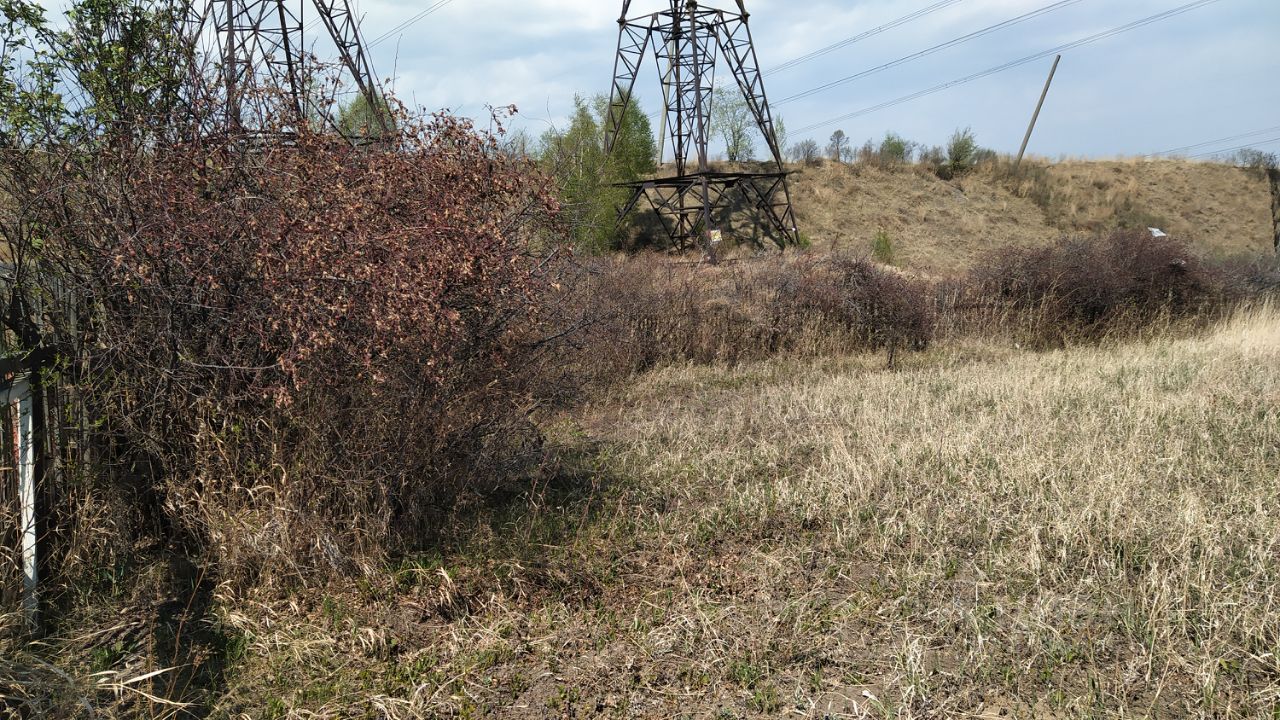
[{"x1": 788, "y1": 159, "x2": 1275, "y2": 274}]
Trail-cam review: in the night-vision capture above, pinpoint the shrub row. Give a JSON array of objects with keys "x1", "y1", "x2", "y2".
[
  {"x1": 555, "y1": 230, "x2": 1259, "y2": 383},
  {"x1": 965, "y1": 229, "x2": 1238, "y2": 344},
  {"x1": 554, "y1": 254, "x2": 936, "y2": 382}
]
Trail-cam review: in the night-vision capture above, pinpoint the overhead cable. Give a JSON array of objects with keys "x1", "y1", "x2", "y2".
[
  {"x1": 1151, "y1": 124, "x2": 1280, "y2": 156},
  {"x1": 793, "y1": 0, "x2": 1224, "y2": 135},
  {"x1": 775, "y1": 0, "x2": 1088, "y2": 106},
  {"x1": 765, "y1": 0, "x2": 966, "y2": 76},
  {"x1": 1188, "y1": 135, "x2": 1280, "y2": 159},
  {"x1": 368, "y1": 0, "x2": 455, "y2": 47}
]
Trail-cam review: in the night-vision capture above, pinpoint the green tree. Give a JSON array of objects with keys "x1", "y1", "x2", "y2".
[
  {"x1": 772, "y1": 115, "x2": 788, "y2": 163},
  {"x1": 792, "y1": 139, "x2": 821, "y2": 165},
  {"x1": 879, "y1": 132, "x2": 915, "y2": 166},
  {"x1": 945, "y1": 127, "x2": 979, "y2": 177},
  {"x1": 539, "y1": 93, "x2": 656, "y2": 251},
  {"x1": 712, "y1": 88, "x2": 755, "y2": 162},
  {"x1": 66, "y1": 0, "x2": 190, "y2": 126},
  {"x1": 0, "y1": 0, "x2": 192, "y2": 146},
  {"x1": 595, "y1": 94, "x2": 657, "y2": 182},
  {"x1": 872, "y1": 229, "x2": 895, "y2": 265},
  {"x1": 336, "y1": 92, "x2": 395, "y2": 139},
  {"x1": 0, "y1": 0, "x2": 58, "y2": 144}
]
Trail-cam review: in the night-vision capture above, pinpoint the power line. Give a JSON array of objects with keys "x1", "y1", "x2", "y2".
[
  {"x1": 637, "y1": 2, "x2": 965, "y2": 127},
  {"x1": 793, "y1": 0, "x2": 1224, "y2": 136},
  {"x1": 775, "y1": 0, "x2": 1088, "y2": 107},
  {"x1": 1188, "y1": 135, "x2": 1280, "y2": 159},
  {"x1": 1151, "y1": 124, "x2": 1280, "y2": 156},
  {"x1": 368, "y1": 0, "x2": 455, "y2": 48},
  {"x1": 653, "y1": 0, "x2": 1077, "y2": 122},
  {"x1": 765, "y1": 0, "x2": 965, "y2": 76},
  {"x1": 369, "y1": 0, "x2": 452, "y2": 46}
]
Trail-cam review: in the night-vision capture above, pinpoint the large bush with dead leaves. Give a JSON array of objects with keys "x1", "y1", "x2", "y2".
[{"x1": 3, "y1": 108, "x2": 561, "y2": 583}]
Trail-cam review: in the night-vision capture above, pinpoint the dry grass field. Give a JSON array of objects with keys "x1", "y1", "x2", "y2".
[
  {"x1": 11, "y1": 304, "x2": 1263, "y2": 718},
  {"x1": 790, "y1": 160, "x2": 1275, "y2": 274}
]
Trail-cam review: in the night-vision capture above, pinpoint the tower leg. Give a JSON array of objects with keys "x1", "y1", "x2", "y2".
[{"x1": 604, "y1": 20, "x2": 655, "y2": 155}]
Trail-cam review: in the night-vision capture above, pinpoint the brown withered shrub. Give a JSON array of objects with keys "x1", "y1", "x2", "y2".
[
  {"x1": 1220, "y1": 254, "x2": 1280, "y2": 296},
  {"x1": 769, "y1": 256, "x2": 935, "y2": 355},
  {"x1": 559, "y1": 253, "x2": 935, "y2": 382},
  {"x1": 968, "y1": 229, "x2": 1232, "y2": 343},
  {"x1": 560, "y1": 256, "x2": 767, "y2": 377},
  {"x1": 2, "y1": 111, "x2": 561, "y2": 586}
]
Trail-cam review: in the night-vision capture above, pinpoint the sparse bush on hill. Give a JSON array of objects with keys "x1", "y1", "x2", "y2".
[
  {"x1": 855, "y1": 139, "x2": 876, "y2": 164},
  {"x1": 818, "y1": 128, "x2": 993, "y2": 180},
  {"x1": 827, "y1": 129, "x2": 850, "y2": 163},
  {"x1": 937, "y1": 127, "x2": 980, "y2": 180},
  {"x1": 791, "y1": 138, "x2": 821, "y2": 166},
  {"x1": 918, "y1": 144, "x2": 947, "y2": 174},
  {"x1": 872, "y1": 229, "x2": 895, "y2": 265},
  {"x1": 1231, "y1": 147, "x2": 1278, "y2": 175},
  {"x1": 877, "y1": 132, "x2": 916, "y2": 167}
]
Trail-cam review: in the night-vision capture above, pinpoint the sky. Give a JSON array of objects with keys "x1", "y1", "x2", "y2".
[
  {"x1": 334, "y1": 0, "x2": 1278, "y2": 160},
  {"x1": 29, "y1": 0, "x2": 1276, "y2": 160}
]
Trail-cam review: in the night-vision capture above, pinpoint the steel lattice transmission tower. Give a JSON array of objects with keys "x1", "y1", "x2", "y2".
[
  {"x1": 605, "y1": 0, "x2": 799, "y2": 252},
  {"x1": 186, "y1": 0, "x2": 388, "y2": 135}
]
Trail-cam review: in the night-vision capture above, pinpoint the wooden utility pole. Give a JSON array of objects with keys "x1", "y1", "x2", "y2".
[{"x1": 1014, "y1": 55, "x2": 1061, "y2": 173}]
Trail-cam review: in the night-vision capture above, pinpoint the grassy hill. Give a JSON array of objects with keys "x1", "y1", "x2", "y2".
[{"x1": 787, "y1": 159, "x2": 1276, "y2": 274}]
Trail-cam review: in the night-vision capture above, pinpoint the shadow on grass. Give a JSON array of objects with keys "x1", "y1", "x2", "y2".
[
  {"x1": 389, "y1": 438, "x2": 646, "y2": 611},
  {"x1": 3, "y1": 431, "x2": 641, "y2": 717}
]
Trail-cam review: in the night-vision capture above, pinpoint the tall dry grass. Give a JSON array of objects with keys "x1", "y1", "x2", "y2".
[
  {"x1": 54, "y1": 303, "x2": 1268, "y2": 719},
  {"x1": 565, "y1": 301, "x2": 1280, "y2": 717}
]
